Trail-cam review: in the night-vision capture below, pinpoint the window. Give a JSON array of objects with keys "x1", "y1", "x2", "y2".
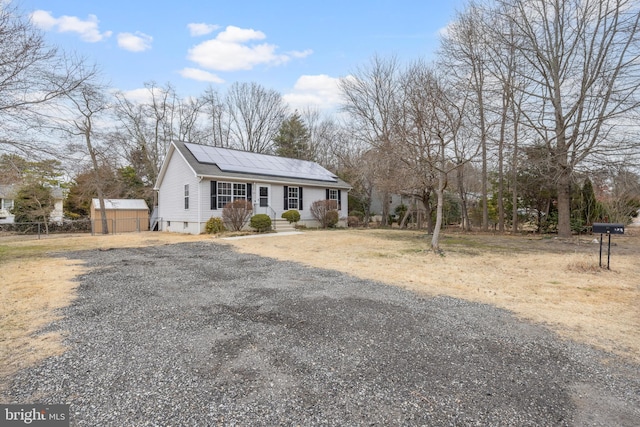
[
  {"x1": 259, "y1": 187, "x2": 269, "y2": 207},
  {"x1": 214, "y1": 181, "x2": 248, "y2": 209},
  {"x1": 288, "y1": 186, "x2": 299, "y2": 209},
  {"x1": 184, "y1": 184, "x2": 189, "y2": 210},
  {"x1": 326, "y1": 188, "x2": 341, "y2": 210},
  {"x1": 283, "y1": 186, "x2": 303, "y2": 210}
]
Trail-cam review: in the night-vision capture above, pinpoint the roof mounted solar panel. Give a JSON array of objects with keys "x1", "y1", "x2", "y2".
[{"x1": 184, "y1": 142, "x2": 338, "y2": 182}]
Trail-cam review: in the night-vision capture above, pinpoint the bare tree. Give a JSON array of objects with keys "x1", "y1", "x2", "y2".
[
  {"x1": 57, "y1": 81, "x2": 112, "y2": 233},
  {"x1": 497, "y1": 0, "x2": 640, "y2": 237},
  {"x1": 201, "y1": 86, "x2": 230, "y2": 147},
  {"x1": 226, "y1": 82, "x2": 288, "y2": 153},
  {"x1": 0, "y1": 4, "x2": 94, "y2": 154},
  {"x1": 339, "y1": 55, "x2": 403, "y2": 226},
  {"x1": 440, "y1": 3, "x2": 494, "y2": 231}
]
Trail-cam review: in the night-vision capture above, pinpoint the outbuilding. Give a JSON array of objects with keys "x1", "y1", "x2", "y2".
[{"x1": 91, "y1": 198, "x2": 150, "y2": 233}]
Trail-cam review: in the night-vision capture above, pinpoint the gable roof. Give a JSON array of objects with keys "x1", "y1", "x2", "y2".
[
  {"x1": 156, "y1": 141, "x2": 351, "y2": 190},
  {"x1": 92, "y1": 199, "x2": 149, "y2": 210},
  {"x1": 0, "y1": 184, "x2": 64, "y2": 199}
]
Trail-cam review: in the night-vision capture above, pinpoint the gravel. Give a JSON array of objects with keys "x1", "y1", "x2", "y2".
[{"x1": 6, "y1": 241, "x2": 640, "y2": 426}]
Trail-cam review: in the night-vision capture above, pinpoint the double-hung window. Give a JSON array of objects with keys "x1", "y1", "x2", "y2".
[
  {"x1": 212, "y1": 181, "x2": 250, "y2": 209},
  {"x1": 184, "y1": 184, "x2": 190, "y2": 210},
  {"x1": 326, "y1": 188, "x2": 341, "y2": 210},
  {"x1": 288, "y1": 186, "x2": 299, "y2": 209},
  {"x1": 283, "y1": 186, "x2": 303, "y2": 210}
]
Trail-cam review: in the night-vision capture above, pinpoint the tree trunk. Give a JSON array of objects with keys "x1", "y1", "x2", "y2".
[
  {"x1": 431, "y1": 174, "x2": 446, "y2": 252},
  {"x1": 556, "y1": 171, "x2": 572, "y2": 237}
]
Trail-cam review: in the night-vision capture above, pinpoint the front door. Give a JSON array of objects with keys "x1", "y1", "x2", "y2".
[{"x1": 256, "y1": 184, "x2": 271, "y2": 214}]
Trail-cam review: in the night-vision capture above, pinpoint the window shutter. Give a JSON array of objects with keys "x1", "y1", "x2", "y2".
[
  {"x1": 211, "y1": 181, "x2": 217, "y2": 210},
  {"x1": 338, "y1": 190, "x2": 342, "y2": 210},
  {"x1": 283, "y1": 186, "x2": 288, "y2": 210},
  {"x1": 246, "y1": 183, "x2": 252, "y2": 203},
  {"x1": 299, "y1": 187, "x2": 303, "y2": 210},
  {"x1": 326, "y1": 188, "x2": 330, "y2": 200}
]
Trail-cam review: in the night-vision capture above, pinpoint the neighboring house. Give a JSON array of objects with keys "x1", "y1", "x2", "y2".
[
  {"x1": 0, "y1": 184, "x2": 64, "y2": 224},
  {"x1": 91, "y1": 199, "x2": 150, "y2": 234},
  {"x1": 154, "y1": 141, "x2": 351, "y2": 234}
]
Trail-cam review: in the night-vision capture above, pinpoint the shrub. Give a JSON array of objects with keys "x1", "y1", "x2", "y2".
[
  {"x1": 326, "y1": 210, "x2": 339, "y2": 228},
  {"x1": 205, "y1": 217, "x2": 225, "y2": 234},
  {"x1": 347, "y1": 215, "x2": 360, "y2": 227},
  {"x1": 250, "y1": 214, "x2": 272, "y2": 232},
  {"x1": 282, "y1": 209, "x2": 301, "y2": 223},
  {"x1": 222, "y1": 200, "x2": 253, "y2": 231},
  {"x1": 349, "y1": 210, "x2": 364, "y2": 221},
  {"x1": 310, "y1": 200, "x2": 339, "y2": 228}
]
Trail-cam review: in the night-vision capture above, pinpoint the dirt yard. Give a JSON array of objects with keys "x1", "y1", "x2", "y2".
[{"x1": 1, "y1": 228, "x2": 638, "y2": 393}]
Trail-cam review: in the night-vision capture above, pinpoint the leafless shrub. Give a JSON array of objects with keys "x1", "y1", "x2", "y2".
[
  {"x1": 310, "y1": 200, "x2": 339, "y2": 228},
  {"x1": 222, "y1": 200, "x2": 253, "y2": 231}
]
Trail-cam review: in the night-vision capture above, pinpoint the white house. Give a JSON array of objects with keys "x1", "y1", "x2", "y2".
[
  {"x1": 154, "y1": 141, "x2": 351, "y2": 234},
  {"x1": 0, "y1": 184, "x2": 64, "y2": 224}
]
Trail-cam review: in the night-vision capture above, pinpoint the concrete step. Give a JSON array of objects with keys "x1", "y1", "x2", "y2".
[{"x1": 273, "y1": 219, "x2": 296, "y2": 232}]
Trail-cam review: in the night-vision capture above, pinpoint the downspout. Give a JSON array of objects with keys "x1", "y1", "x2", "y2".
[{"x1": 197, "y1": 176, "x2": 202, "y2": 234}]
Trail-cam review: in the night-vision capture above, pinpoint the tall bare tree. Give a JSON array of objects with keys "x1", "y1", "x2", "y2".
[
  {"x1": 0, "y1": 4, "x2": 94, "y2": 154},
  {"x1": 58, "y1": 81, "x2": 112, "y2": 233},
  {"x1": 201, "y1": 86, "x2": 230, "y2": 147},
  {"x1": 498, "y1": 0, "x2": 640, "y2": 237},
  {"x1": 225, "y1": 82, "x2": 287, "y2": 153},
  {"x1": 440, "y1": 3, "x2": 494, "y2": 231},
  {"x1": 339, "y1": 55, "x2": 403, "y2": 226}
]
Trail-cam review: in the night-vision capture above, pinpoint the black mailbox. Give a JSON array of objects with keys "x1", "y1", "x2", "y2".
[{"x1": 592, "y1": 223, "x2": 625, "y2": 235}]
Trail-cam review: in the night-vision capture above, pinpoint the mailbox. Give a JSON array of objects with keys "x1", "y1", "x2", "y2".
[{"x1": 592, "y1": 223, "x2": 625, "y2": 235}]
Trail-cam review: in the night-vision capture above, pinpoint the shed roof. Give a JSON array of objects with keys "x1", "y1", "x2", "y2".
[{"x1": 92, "y1": 199, "x2": 149, "y2": 210}]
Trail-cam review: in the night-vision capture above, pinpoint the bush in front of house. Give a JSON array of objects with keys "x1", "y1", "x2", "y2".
[
  {"x1": 205, "y1": 217, "x2": 225, "y2": 234},
  {"x1": 222, "y1": 200, "x2": 253, "y2": 231},
  {"x1": 326, "y1": 210, "x2": 339, "y2": 228},
  {"x1": 281, "y1": 209, "x2": 300, "y2": 224},
  {"x1": 347, "y1": 216, "x2": 361, "y2": 227},
  {"x1": 310, "y1": 200, "x2": 339, "y2": 229},
  {"x1": 250, "y1": 214, "x2": 272, "y2": 232}
]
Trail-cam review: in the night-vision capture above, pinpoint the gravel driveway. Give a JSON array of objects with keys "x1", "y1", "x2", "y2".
[{"x1": 7, "y1": 241, "x2": 640, "y2": 426}]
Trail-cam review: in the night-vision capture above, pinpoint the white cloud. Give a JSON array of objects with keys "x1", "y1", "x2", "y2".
[
  {"x1": 187, "y1": 25, "x2": 310, "y2": 72},
  {"x1": 179, "y1": 68, "x2": 224, "y2": 83},
  {"x1": 30, "y1": 10, "x2": 112, "y2": 42},
  {"x1": 288, "y1": 49, "x2": 314, "y2": 59},
  {"x1": 283, "y1": 74, "x2": 343, "y2": 111},
  {"x1": 187, "y1": 23, "x2": 220, "y2": 37},
  {"x1": 117, "y1": 32, "x2": 153, "y2": 52}
]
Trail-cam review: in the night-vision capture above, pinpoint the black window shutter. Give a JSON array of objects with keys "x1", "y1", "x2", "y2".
[
  {"x1": 325, "y1": 188, "x2": 330, "y2": 200},
  {"x1": 299, "y1": 187, "x2": 303, "y2": 210},
  {"x1": 211, "y1": 181, "x2": 217, "y2": 210},
  {"x1": 283, "y1": 186, "x2": 288, "y2": 210},
  {"x1": 246, "y1": 183, "x2": 252, "y2": 203},
  {"x1": 338, "y1": 190, "x2": 342, "y2": 210}
]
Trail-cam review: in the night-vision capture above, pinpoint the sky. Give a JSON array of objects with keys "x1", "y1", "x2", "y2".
[{"x1": 19, "y1": 0, "x2": 467, "y2": 112}]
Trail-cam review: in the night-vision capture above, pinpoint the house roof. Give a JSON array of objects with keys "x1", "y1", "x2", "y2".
[
  {"x1": 0, "y1": 184, "x2": 64, "y2": 199},
  {"x1": 156, "y1": 141, "x2": 351, "y2": 190},
  {"x1": 0, "y1": 184, "x2": 17, "y2": 198},
  {"x1": 92, "y1": 199, "x2": 149, "y2": 210}
]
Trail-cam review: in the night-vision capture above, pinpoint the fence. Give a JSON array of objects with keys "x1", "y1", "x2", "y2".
[{"x1": 0, "y1": 217, "x2": 150, "y2": 239}]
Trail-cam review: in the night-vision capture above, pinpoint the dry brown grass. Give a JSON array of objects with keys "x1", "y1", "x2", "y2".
[
  {"x1": 0, "y1": 232, "x2": 207, "y2": 393},
  {"x1": 1, "y1": 228, "x2": 638, "y2": 396},
  {"x1": 224, "y1": 228, "x2": 640, "y2": 364}
]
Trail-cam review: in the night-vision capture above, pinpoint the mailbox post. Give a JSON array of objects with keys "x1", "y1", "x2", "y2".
[{"x1": 592, "y1": 223, "x2": 625, "y2": 269}]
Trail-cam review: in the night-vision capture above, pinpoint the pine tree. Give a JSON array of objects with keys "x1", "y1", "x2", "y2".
[{"x1": 273, "y1": 112, "x2": 312, "y2": 160}]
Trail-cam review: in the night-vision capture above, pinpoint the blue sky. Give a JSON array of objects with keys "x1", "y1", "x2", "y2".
[{"x1": 19, "y1": 0, "x2": 466, "y2": 111}]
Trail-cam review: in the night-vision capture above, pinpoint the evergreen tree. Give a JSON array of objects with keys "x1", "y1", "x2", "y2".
[
  {"x1": 273, "y1": 112, "x2": 312, "y2": 160},
  {"x1": 581, "y1": 177, "x2": 598, "y2": 226},
  {"x1": 12, "y1": 182, "x2": 54, "y2": 227}
]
